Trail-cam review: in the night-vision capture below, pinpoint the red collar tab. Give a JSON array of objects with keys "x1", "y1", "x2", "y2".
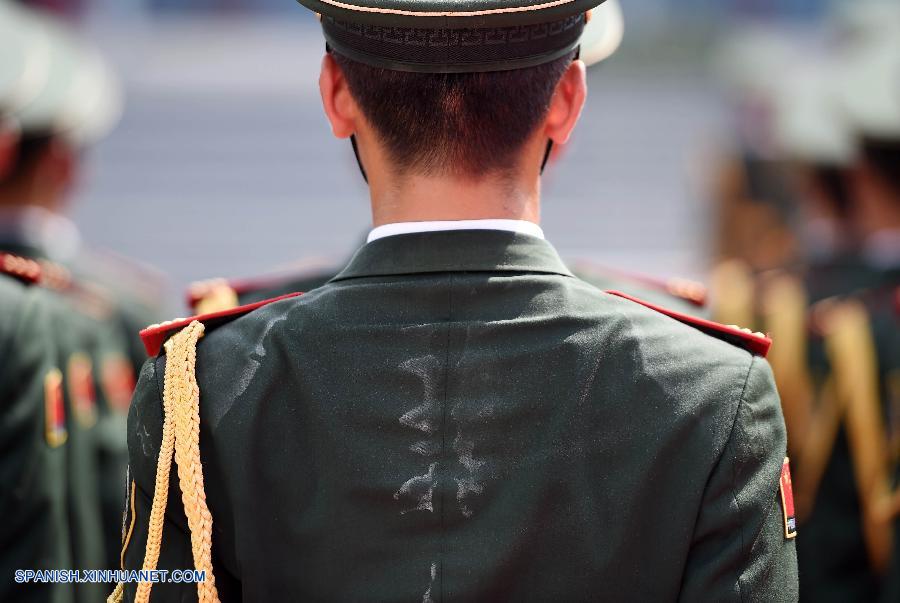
[
  {"x1": 607, "y1": 290, "x2": 772, "y2": 357},
  {"x1": 140, "y1": 292, "x2": 302, "y2": 357},
  {"x1": 0, "y1": 253, "x2": 41, "y2": 285}
]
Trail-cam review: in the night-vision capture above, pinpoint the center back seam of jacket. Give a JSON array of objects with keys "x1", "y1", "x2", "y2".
[{"x1": 438, "y1": 273, "x2": 454, "y2": 603}]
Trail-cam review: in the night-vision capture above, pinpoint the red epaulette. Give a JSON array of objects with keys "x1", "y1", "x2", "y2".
[
  {"x1": 185, "y1": 258, "x2": 336, "y2": 311},
  {"x1": 0, "y1": 253, "x2": 41, "y2": 285},
  {"x1": 607, "y1": 290, "x2": 772, "y2": 357},
  {"x1": 140, "y1": 292, "x2": 302, "y2": 356},
  {"x1": 574, "y1": 261, "x2": 707, "y2": 308}
]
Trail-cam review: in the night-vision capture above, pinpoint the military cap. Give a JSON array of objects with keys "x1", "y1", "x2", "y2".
[
  {"x1": 829, "y1": 0, "x2": 900, "y2": 45},
  {"x1": 0, "y1": 1, "x2": 52, "y2": 114},
  {"x1": 296, "y1": 0, "x2": 616, "y2": 72},
  {"x1": 836, "y1": 36, "x2": 900, "y2": 140},
  {"x1": 773, "y1": 63, "x2": 856, "y2": 166},
  {"x1": 12, "y1": 6, "x2": 122, "y2": 146},
  {"x1": 579, "y1": 0, "x2": 623, "y2": 67}
]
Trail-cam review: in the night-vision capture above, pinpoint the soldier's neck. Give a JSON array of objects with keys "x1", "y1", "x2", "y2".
[{"x1": 369, "y1": 170, "x2": 541, "y2": 227}]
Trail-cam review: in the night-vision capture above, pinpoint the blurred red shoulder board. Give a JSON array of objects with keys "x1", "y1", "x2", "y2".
[
  {"x1": 140, "y1": 292, "x2": 303, "y2": 357},
  {"x1": 0, "y1": 253, "x2": 41, "y2": 285},
  {"x1": 606, "y1": 290, "x2": 772, "y2": 357},
  {"x1": 186, "y1": 259, "x2": 335, "y2": 311},
  {"x1": 574, "y1": 260, "x2": 708, "y2": 308},
  {"x1": 186, "y1": 275, "x2": 294, "y2": 310}
]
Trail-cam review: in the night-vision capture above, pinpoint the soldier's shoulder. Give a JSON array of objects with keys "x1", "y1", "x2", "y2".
[
  {"x1": 603, "y1": 289, "x2": 771, "y2": 358},
  {"x1": 0, "y1": 254, "x2": 43, "y2": 328},
  {"x1": 577, "y1": 286, "x2": 773, "y2": 401},
  {"x1": 569, "y1": 287, "x2": 777, "y2": 449}
]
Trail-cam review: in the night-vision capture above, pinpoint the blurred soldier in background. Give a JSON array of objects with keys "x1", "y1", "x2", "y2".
[
  {"x1": 0, "y1": 4, "x2": 72, "y2": 601},
  {"x1": 710, "y1": 3, "x2": 900, "y2": 600},
  {"x1": 709, "y1": 28, "x2": 800, "y2": 282},
  {"x1": 833, "y1": 30, "x2": 900, "y2": 603},
  {"x1": 0, "y1": 1, "x2": 162, "y2": 594}
]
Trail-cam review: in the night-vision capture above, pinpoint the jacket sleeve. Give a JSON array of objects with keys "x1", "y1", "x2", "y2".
[
  {"x1": 679, "y1": 356, "x2": 799, "y2": 603},
  {"x1": 121, "y1": 356, "x2": 198, "y2": 602}
]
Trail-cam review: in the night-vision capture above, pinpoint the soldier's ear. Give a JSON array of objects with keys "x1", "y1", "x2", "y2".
[
  {"x1": 543, "y1": 59, "x2": 587, "y2": 146},
  {"x1": 319, "y1": 53, "x2": 360, "y2": 140}
]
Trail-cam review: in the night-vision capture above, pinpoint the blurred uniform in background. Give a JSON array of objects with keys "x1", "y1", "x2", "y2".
[
  {"x1": 833, "y1": 26, "x2": 900, "y2": 603},
  {"x1": 0, "y1": 5, "x2": 72, "y2": 601},
  {"x1": 0, "y1": 1, "x2": 163, "y2": 595},
  {"x1": 709, "y1": 3, "x2": 900, "y2": 600}
]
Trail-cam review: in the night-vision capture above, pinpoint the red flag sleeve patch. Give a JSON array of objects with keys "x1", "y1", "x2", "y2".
[
  {"x1": 780, "y1": 458, "x2": 797, "y2": 539},
  {"x1": 44, "y1": 369, "x2": 67, "y2": 448},
  {"x1": 606, "y1": 290, "x2": 772, "y2": 357},
  {"x1": 140, "y1": 292, "x2": 302, "y2": 357}
]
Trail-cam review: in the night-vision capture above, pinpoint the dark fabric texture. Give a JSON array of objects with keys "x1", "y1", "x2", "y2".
[{"x1": 123, "y1": 231, "x2": 797, "y2": 602}]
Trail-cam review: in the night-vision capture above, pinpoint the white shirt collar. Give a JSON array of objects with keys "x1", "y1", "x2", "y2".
[{"x1": 367, "y1": 219, "x2": 544, "y2": 243}]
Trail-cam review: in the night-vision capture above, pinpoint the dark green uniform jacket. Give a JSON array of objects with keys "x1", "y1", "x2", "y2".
[
  {"x1": 0, "y1": 274, "x2": 73, "y2": 603},
  {"x1": 124, "y1": 231, "x2": 798, "y2": 601},
  {"x1": 0, "y1": 230, "x2": 150, "y2": 588}
]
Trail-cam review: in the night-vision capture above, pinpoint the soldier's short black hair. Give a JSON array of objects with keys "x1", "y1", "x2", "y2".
[
  {"x1": 862, "y1": 137, "x2": 900, "y2": 202},
  {"x1": 333, "y1": 51, "x2": 575, "y2": 177}
]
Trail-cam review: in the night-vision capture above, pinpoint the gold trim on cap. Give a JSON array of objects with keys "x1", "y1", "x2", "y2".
[{"x1": 314, "y1": 0, "x2": 577, "y2": 18}]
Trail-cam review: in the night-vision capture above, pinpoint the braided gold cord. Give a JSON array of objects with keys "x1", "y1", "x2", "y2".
[
  {"x1": 128, "y1": 321, "x2": 219, "y2": 603},
  {"x1": 121, "y1": 480, "x2": 137, "y2": 570},
  {"x1": 107, "y1": 581, "x2": 124, "y2": 603},
  {"x1": 134, "y1": 344, "x2": 179, "y2": 603},
  {"x1": 168, "y1": 321, "x2": 219, "y2": 603}
]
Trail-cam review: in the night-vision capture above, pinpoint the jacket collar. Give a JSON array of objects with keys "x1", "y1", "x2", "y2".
[{"x1": 331, "y1": 230, "x2": 573, "y2": 282}]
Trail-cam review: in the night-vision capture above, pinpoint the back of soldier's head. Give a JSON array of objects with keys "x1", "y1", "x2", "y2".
[
  {"x1": 0, "y1": 3, "x2": 120, "y2": 201},
  {"x1": 333, "y1": 52, "x2": 574, "y2": 178},
  {"x1": 300, "y1": 0, "x2": 620, "y2": 180}
]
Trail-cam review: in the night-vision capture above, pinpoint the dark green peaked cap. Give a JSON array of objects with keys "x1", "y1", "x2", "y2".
[{"x1": 295, "y1": 0, "x2": 610, "y2": 73}]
